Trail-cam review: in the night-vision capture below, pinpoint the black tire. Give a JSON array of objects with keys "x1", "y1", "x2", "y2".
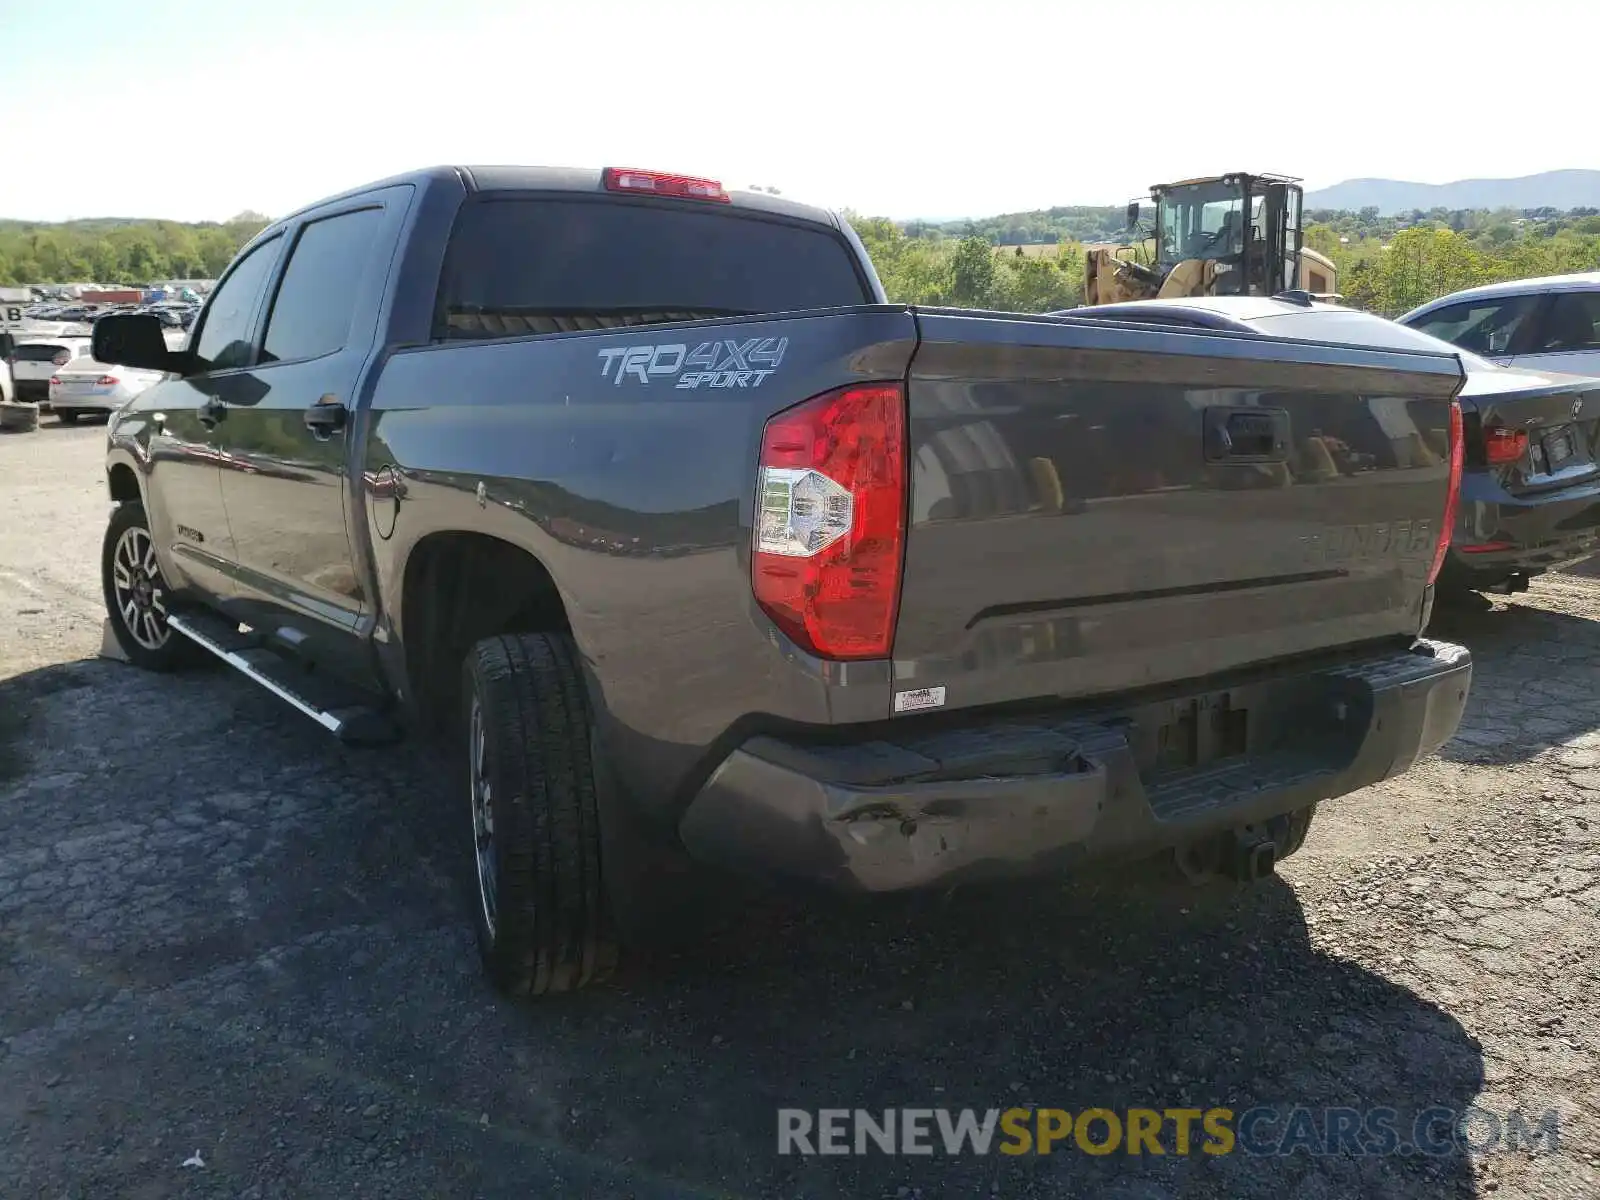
[
  {"x1": 0, "y1": 401, "x2": 39, "y2": 432},
  {"x1": 1275, "y1": 802, "x2": 1317, "y2": 861},
  {"x1": 57, "y1": 411, "x2": 79, "y2": 425},
  {"x1": 101, "y1": 503, "x2": 199, "y2": 672},
  {"x1": 462, "y1": 633, "x2": 616, "y2": 997}
]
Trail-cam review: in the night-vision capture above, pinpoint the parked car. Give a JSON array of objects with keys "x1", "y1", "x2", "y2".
[
  {"x1": 1398, "y1": 272, "x2": 1600, "y2": 377},
  {"x1": 48, "y1": 360, "x2": 162, "y2": 422},
  {"x1": 90, "y1": 165, "x2": 1471, "y2": 998},
  {"x1": 1064, "y1": 296, "x2": 1600, "y2": 599},
  {"x1": 6, "y1": 337, "x2": 94, "y2": 403}
]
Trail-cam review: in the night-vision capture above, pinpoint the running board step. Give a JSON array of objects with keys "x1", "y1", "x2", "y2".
[{"x1": 167, "y1": 611, "x2": 399, "y2": 745}]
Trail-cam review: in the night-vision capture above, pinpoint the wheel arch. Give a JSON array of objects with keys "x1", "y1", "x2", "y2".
[
  {"x1": 106, "y1": 450, "x2": 146, "y2": 506},
  {"x1": 395, "y1": 528, "x2": 579, "y2": 729}
]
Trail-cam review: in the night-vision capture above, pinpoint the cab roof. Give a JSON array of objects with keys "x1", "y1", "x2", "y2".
[{"x1": 273, "y1": 164, "x2": 839, "y2": 230}]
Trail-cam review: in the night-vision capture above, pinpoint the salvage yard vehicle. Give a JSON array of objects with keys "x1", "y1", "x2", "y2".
[
  {"x1": 7, "y1": 336, "x2": 93, "y2": 404},
  {"x1": 93, "y1": 164, "x2": 1472, "y2": 999},
  {"x1": 1400, "y1": 271, "x2": 1600, "y2": 378},
  {"x1": 49, "y1": 359, "x2": 163, "y2": 423},
  {"x1": 1069, "y1": 295, "x2": 1600, "y2": 599},
  {"x1": 1082, "y1": 172, "x2": 1339, "y2": 307}
]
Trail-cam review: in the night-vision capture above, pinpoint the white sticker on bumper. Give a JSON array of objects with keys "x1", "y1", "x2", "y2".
[{"x1": 894, "y1": 686, "x2": 946, "y2": 713}]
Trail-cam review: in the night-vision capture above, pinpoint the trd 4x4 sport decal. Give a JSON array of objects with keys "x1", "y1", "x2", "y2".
[{"x1": 596, "y1": 337, "x2": 788, "y2": 389}]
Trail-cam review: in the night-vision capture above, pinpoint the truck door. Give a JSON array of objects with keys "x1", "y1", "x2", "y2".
[
  {"x1": 212, "y1": 186, "x2": 410, "y2": 688},
  {"x1": 137, "y1": 232, "x2": 285, "y2": 601}
]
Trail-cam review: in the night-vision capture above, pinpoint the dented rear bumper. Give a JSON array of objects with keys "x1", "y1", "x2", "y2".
[{"x1": 678, "y1": 639, "x2": 1471, "y2": 892}]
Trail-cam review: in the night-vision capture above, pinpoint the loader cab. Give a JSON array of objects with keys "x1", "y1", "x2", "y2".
[{"x1": 1149, "y1": 173, "x2": 1304, "y2": 297}]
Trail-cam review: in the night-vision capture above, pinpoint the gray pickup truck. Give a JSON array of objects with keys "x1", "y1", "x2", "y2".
[{"x1": 92, "y1": 165, "x2": 1473, "y2": 998}]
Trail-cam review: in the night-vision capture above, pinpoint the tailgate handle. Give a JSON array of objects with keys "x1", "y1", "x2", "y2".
[{"x1": 1204, "y1": 407, "x2": 1290, "y2": 463}]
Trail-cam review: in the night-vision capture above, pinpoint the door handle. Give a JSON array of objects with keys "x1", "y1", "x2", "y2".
[
  {"x1": 304, "y1": 396, "x2": 347, "y2": 438},
  {"x1": 1203, "y1": 407, "x2": 1290, "y2": 462},
  {"x1": 196, "y1": 397, "x2": 226, "y2": 428}
]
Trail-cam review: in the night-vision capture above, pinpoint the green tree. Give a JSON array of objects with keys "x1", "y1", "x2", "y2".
[
  {"x1": 0, "y1": 213, "x2": 271, "y2": 285},
  {"x1": 1304, "y1": 223, "x2": 1341, "y2": 256},
  {"x1": 950, "y1": 236, "x2": 999, "y2": 308},
  {"x1": 998, "y1": 254, "x2": 1082, "y2": 312}
]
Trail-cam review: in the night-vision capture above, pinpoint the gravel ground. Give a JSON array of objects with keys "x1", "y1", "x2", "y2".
[{"x1": 1, "y1": 420, "x2": 1597, "y2": 1199}]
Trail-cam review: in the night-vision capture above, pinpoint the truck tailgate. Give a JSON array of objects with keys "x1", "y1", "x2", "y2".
[{"x1": 894, "y1": 312, "x2": 1465, "y2": 713}]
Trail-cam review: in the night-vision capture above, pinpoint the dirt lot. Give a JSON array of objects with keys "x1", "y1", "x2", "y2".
[{"x1": 2, "y1": 421, "x2": 1597, "y2": 1199}]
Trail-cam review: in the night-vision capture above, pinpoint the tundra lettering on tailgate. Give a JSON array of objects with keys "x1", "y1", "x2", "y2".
[
  {"x1": 596, "y1": 338, "x2": 788, "y2": 389},
  {"x1": 1304, "y1": 520, "x2": 1435, "y2": 565}
]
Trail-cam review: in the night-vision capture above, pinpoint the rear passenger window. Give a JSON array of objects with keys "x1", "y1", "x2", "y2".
[
  {"x1": 1529, "y1": 292, "x2": 1600, "y2": 353},
  {"x1": 437, "y1": 198, "x2": 870, "y2": 339},
  {"x1": 261, "y1": 208, "x2": 384, "y2": 364}
]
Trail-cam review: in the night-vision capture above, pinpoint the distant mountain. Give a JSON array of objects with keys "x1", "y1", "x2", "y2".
[{"x1": 1304, "y1": 170, "x2": 1600, "y2": 214}]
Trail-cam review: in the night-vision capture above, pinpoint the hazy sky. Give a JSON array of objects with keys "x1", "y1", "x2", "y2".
[{"x1": 2, "y1": 0, "x2": 1590, "y2": 223}]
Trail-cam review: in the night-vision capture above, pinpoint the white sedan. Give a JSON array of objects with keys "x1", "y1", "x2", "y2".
[{"x1": 48, "y1": 362, "x2": 164, "y2": 423}]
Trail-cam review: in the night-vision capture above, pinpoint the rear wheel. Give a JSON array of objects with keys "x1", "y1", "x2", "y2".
[
  {"x1": 101, "y1": 503, "x2": 199, "y2": 671},
  {"x1": 57, "y1": 411, "x2": 79, "y2": 426},
  {"x1": 1274, "y1": 803, "x2": 1317, "y2": 860},
  {"x1": 463, "y1": 633, "x2": 617, "y2": 997}
]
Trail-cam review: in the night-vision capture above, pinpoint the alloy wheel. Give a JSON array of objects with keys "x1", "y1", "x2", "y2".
[
  {"x1": 111, "y1": 526, "x2": 170, "y2": 651},
  {"x1": 469, "y1": 697, "x2": 498, "y2": 938}
]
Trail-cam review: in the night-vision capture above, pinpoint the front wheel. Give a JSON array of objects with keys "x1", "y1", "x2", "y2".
[
  {"x1": 101, "y1": 503, "x2": 197, "y2": 671},
  {"x1": 462, "y1": 633, "x2": 617, "y2": 997}
]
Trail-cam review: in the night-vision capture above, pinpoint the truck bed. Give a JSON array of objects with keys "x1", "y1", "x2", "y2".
[{"x1": 365, "y1": 303, "x2": 1463, "y2": 818}]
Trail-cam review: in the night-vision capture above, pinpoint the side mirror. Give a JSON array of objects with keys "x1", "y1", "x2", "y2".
[
  {"x1": 1126, "y1": 201, "x2": 1140, "y2": 230},
  {"x1": 92, "y1": 313, "x2": 177, "y2": 374}
]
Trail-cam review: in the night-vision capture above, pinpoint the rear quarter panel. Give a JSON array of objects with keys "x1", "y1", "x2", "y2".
[{"x1": 363, "y1": 307, "x2": 917, "y2": 815}]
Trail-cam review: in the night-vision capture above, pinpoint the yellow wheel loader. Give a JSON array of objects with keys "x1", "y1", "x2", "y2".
[{"x1": 1083, "y1": 172, "x2": 1338, "y2": 307}]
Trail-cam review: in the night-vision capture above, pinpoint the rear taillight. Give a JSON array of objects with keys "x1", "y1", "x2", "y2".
[
  {"x1": 1427, "y1": 400, "x2": 1465, "y2": 586},
  {"x1": 51, "y1": 350, "x2": 70, "y2": 366},
  {"x1": 49, "y1": 375, "x2": 61, "y2": 386},
  {"x1": 753, "y1": 382, "x2": 907, "y2": 659},
  {"x1": 602, "y1": 167, "x2": 730, "y2": 203},
  {"x1": 96, "y1": 375, "x2": 117, "y2": 386},
  {"x1": 1483, "y1": 425, "x2": 1528, "y2": 465}
]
